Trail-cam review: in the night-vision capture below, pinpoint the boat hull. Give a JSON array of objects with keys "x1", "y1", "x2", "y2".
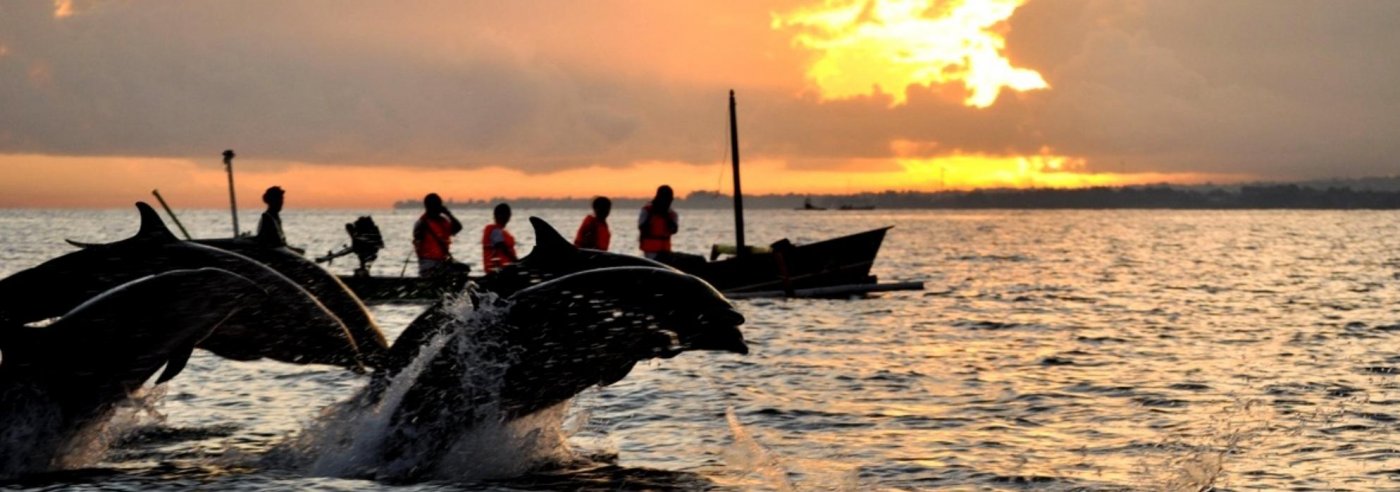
[
  {"x1": 659, "y1": 227, "x2": 890, "y2": 294},
  {"x1": 338, "y1": 227, "x2": 891, "y2": 301}
]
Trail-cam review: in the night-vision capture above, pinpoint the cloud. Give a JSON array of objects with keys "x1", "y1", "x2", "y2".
[{"x1": 1, "y1": 0, "x2": 1398, "y2": 179}]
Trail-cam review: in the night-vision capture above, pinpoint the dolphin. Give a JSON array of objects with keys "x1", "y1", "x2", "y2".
[
  {"x1": 366, "y1": 266, "x2": 747, "y2": 480},
  {"x1": 475, "y1": 216, "x2": 674, "y2": 296},
  {"x1": 195, "y1": 237, "x2": 389, "y2": 369},
  {"x1": 0, "y1": 203, "x2": 368, "y2": 369},
  {"x1": 0, "y1": 268, "x2": 269, "y2": 476},
  {"x1": 381, "y1": 217, "x2": 678, "y2": 373}
]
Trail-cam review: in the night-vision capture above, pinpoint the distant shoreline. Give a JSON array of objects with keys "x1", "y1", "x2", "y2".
[{"x1": 393, "y1": 182, "x2": 1400, "y2": 210}]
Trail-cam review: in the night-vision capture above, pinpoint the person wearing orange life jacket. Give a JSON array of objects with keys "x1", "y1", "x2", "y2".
[
  {"x1": 412, "y1": 193, "x2": 464, "y2": 277},
  {"x1": 638, "y1": 185, "x2": 678, "y2": 259},
  {"x1": 481, "y1": 203, "x2": 518, "y2": 274},
  {"x1": 573, "y1": 196, "x2": 612, "y2": 251}
]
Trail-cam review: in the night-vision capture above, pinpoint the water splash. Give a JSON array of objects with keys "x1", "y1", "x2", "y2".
[
  {"x1": 286, "y1": 291, "x2": 580, "y2": 482},
  {"x1": 724, "y1": 406, "x2": 796, "y2": 492},
  {"x1": 0, "y1": 383, "x2": 165, "y2": 478}
]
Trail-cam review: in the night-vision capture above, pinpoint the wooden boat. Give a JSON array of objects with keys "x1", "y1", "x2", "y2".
[
  {"x1": 654, "y1": 226, "x2": 891, "y2": 294},
  {"x1": 649, "y1": 91, "x2": 911, "y2": 298},
  {"x1": 332, "y1": 91, "x2": 915, "y2": 302}
]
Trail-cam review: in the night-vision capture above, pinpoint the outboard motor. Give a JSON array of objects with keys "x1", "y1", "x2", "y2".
[{"x1": 315, "y1": 216, "x2": 385, "y2": 277}]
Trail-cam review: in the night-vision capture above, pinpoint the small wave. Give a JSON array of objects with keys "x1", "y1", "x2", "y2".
[{"x1": 953, "y1": 320, "x2": 1023, "y2": 331}]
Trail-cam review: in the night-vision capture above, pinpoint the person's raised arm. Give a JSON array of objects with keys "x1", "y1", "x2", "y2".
[{"x1": 443, "y1": 209, "x2": 464, "y2": 235}]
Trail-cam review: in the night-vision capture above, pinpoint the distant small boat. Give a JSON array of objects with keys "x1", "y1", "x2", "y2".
[
  {"x1": 836, "y1": 204, "x2": 875, "y2": 211},
  {"x1": 796, "y1": 198, "x2": 826, "y2": 211}
]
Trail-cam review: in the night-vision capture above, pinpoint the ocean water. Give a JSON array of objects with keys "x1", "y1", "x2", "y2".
[{"x1": 3, "y1": 207, "x2": 1400, "y2": 490}]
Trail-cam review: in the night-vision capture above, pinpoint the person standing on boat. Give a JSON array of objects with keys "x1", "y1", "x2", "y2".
[
  {"x1": 413, "y1": 193, "x2": 464, "y2": 277},
  {"x1": 638, "y1": 185, "x2": 678, "y2": 259},
  {"x1": 573, "y1": 196, "x2": 612, "y2": 251},
  {"x1": 481, "y1": 203, "x2": 519, "y2": 274},
  {"x1": 256, "y1": 186, "x2": 305, "y2": 254}
]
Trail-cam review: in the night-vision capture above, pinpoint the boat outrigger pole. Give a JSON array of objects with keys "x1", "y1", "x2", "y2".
[
  {"x1": 729, "y1": 90, "x2": 746, "y2": 255},
  {"x1": 222, "y1": 149, "x2": 239, "y2": 237},
  {"x1": 150, "y1": 189, "x2": 193, "y2": 240}
]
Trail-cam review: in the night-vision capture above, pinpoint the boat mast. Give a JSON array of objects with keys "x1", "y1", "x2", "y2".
[
  {"x1": 223, "y1": 149, "x2": 239, "y2": 237},
  {"x1": 729, "y1": 90, "x2": 746, "y2": 254}
]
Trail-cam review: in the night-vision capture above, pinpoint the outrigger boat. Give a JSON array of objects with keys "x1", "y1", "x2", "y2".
[
  {"x1": 202, "y1": 92, "x2": 919, "y2": 303},
  {"x1": 646, "y1": 91, "x2": 917, "y2": 298}
]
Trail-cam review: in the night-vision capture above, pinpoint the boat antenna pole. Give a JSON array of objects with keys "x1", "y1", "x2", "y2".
[
  {"x1": 223, "y1": 149, "x2": 239, "y2": 237},
  {"x1": 729, "y1": 90, "x2": 746, "y2": 254}
]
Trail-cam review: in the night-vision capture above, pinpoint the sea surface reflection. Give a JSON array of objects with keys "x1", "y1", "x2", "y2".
[{"x1": 2, "y1": 208, "x2": 1399, "y2": 490}]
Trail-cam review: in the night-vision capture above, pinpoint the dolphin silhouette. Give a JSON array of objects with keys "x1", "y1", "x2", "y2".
[
  {"x1": 0, "y1": 203, "x2": 369, "y2": 369},
  {"x1": 382, "y1": 217, "x2": 678, "y2": 373},
  {"x1": 195, "y1": 237, "x2": 389, "y2": 369},
  {"x1": 367, "y1": 266, "x2": 747, "y2": 480},
  {"x1": 475, "y1": 216, "x2": 674, "y2": 296},
  {"x1": 0, "y1": 268, "x2": 269, "y2": 476}
]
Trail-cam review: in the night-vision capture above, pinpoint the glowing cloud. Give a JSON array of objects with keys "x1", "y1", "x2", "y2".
[
  {"x1": 774, "y1": 0, "x2": 1048, "y2": 107},
  {"x1": 53, "y1": 0, "x2": 74, "y2": 19}
]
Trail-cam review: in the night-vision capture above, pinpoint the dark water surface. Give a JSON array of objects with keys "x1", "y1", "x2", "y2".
[{"x1": 3, "y1": 208, "x2": 1400, "y2": 490}]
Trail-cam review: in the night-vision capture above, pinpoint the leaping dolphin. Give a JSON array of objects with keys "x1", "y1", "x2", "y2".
[
  {"x1": 0, "y1": 203, "x2": 372, "y2": 369},
  {"x1": 382, "y1": 217, "x2": 678, "y2": 372},
  {"x1": 0, "y1": 268, "x2": 270, "y2": 477},
  {"x1": 476, "y1": 216, "x2": 675, "y2": 296},
  {"x1": 363, "y1": 266, "x2": 748, "y2": 480},
  {"x1": 194, "y1": 237, "x2": 389, "y2": 368}
]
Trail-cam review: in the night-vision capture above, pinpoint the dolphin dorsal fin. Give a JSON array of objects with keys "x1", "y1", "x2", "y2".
[
  {"x1": 528, "y1": 216, "x2": 579, "y2": 259},
  {"x1": 134, "y1": 202, "x2": 179, "y2": 243},
  {"x1": 62, "y1": 202, "x2": 178, "y2": 248}
]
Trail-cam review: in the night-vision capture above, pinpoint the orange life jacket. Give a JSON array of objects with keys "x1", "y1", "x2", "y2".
[
  {"x1": 414, "y1": 214, "x2": 454, "y2": 261},
  {"x1": 481, "y1": 223, "x2": 517, "y2": 274},
  {"x1": 638, "y1": 204, "x2": 676, "y2": 253},
  {"x1": 573, "y1": 214, "x2": 611, "y2": 251}
]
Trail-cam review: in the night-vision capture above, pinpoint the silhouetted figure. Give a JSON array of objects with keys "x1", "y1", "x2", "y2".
[
  {"x1": 639, "y1": 185, "x2": 679, "y2": 259},
  {"x1": 573, "y1": 196, "x2": 612, "y2": 251},
  {"x1": 256, "y1": 186, "x2": 305, "y2": 254},
  {"x1": 413, "y1": 193, "x2": 465, "y2": 277},
  {"x1": 482, "y1": 203, "x2": 518, "y2": 274},
  {"x1": 312, "y1": 216, "x2": 386, "y2": 278}
]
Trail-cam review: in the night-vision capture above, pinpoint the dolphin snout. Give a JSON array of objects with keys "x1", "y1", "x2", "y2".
[{"x1": 685, "y1": 308, "x2": 749, "y2": 355}]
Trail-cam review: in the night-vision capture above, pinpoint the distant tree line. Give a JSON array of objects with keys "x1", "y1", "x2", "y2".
[{"x1": 393, "y1": 184, "x2": 1400, "y2": 210}]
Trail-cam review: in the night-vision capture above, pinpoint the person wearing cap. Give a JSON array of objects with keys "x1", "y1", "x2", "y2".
[{"x1": 256, "y1": 186, "x2": 304, "y2": 254}]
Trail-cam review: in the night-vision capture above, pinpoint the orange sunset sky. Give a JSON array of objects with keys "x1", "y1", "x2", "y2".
[{"x1": 1, "y1": 0, "x2": 1397, "y2": 207}]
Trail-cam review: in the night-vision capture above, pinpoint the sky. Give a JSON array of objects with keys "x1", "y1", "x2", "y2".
[{"x1": 1, "y1": 0, "x2": 1398, "y2": 207}]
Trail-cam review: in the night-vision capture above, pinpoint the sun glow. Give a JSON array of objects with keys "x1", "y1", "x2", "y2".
[
  {"x1": 895, "y1": 144, "x2": 1126, "y2": 189},
  {"x1": 53, "y1": 0, "x2": 74, "y2": 19},
  {"x1": 774, "y1": 0, "x2": 1047, "y2": 107}
]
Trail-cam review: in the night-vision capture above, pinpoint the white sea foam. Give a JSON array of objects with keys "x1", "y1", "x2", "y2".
[{"x1": 290, "y1": 290, "x2": 578, "y2": 482}]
